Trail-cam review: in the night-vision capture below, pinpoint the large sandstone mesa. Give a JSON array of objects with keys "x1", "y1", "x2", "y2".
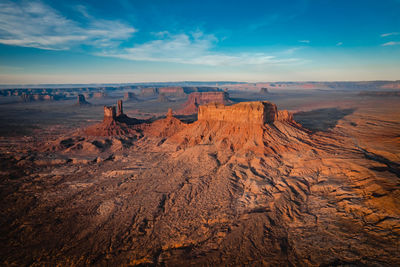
[
  {"x1": 170, "y1": 101, "x2": 298, "y2": 153},
  {"x1": 198, "y1": 101, "x2": 277, "y2": 124},
  {"x1": 179, "y1": 91, "x2": 232, "y2": 115},
  {"x1": 198, "y1": 101, "x2": 294, "y2": 124}
]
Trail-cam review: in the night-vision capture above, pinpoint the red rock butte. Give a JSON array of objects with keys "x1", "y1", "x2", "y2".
[
  {"x1": 198, "y1": 101, "x2": 293, "y2": 124},
  {"x1": 103, "y1": 106, "x2": 116, "y2": 121},
  {"x1": 85, "y1": 100, "x2": 141, "y2": 136}
]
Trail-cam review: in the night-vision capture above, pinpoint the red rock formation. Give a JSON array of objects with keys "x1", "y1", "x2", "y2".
[
  {"x1": 169, "y1": 101, "x2": 297, "y2": 153},
  {"x1": 103, "y1": 106, "x2": 116, "y2": 122},
  {"x1": 85, "y1": 100, "x2": 140, "y2": 136},
  {"x1": 276, "y1": 110, "x2": 294, "y2": 122},
  {"x1": 179, "y1": 92, "x2": 231, "y2": 115},
  {"x1": 93, "y1": 92, "x2": 107, "y2": 98},
  {"x1": 198, "y1": 102, "x2": 277, "y2": 124},
  {"x1": 117, "y1": 100, "x2": 123, "y2": 117},
  {"x1": 143, "y1": 108, "x2": 186, "y2": 138},
  {"x1": 42, "y1": 95, "x2": 54, "y2": 100},
  {"x1": 166, "y1": 108, "x2": 173, "y2": 118},
  {"x1": 77, "y1": 94, "x2": 90, "y2": 106},
  {"x1": 124, "y1": 92, "x2": 139, "y2": 101}
]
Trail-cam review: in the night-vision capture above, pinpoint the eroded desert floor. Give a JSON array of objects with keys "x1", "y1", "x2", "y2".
[{"x1": 0, "y1": 91, "x2": 399, "y2": 266}]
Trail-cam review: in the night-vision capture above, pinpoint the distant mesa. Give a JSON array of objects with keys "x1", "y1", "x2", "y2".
[
  {"x1": 359, "y1": 90, "x2": 400, "y2": 97},
  {"x1": 140, "y1": 87, "x2": 158, "y2": 97},
  {"x1": 157, "y1": 93, "x2": 172, "y2": 102},
  {"x1": 20, "y1": 92, "x2": 65, "y2": 102},
  {"x1": 93, "y1": 92, "x2": 108, "y2": 99},
  {"x1": 124, "y1": 92, "x2": 139, "y2": 102},
  {"x1": 76, "y1": 94, "x2": 91, "y2": 106},
  {"x1": 178, "y1": 91, "x2": 232, "y2": 115},
  {"x1": 259, "y1": 87, "x2": 270, "y2": 94},
  {"x1": 139, "y1": 86, "x2": 220, "y2": 98},
  {"x1": 158, "y1": 86, "x2": 186, "y2": 97},
  {"x1": 380, "y1": 83, "x2": 400, "y2": 89},
  {"x1": 182, "y1": 86, "x2": 219, "y2": 94}
]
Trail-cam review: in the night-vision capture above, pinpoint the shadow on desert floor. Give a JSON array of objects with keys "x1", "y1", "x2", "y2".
[{"x1": 294, "y1": 108, "x2": 356, "y2": 132}]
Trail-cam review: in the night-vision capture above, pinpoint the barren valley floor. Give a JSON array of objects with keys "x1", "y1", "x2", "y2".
[{"x1": 0, "y1": 92, "x2": 399, "y2": 266}]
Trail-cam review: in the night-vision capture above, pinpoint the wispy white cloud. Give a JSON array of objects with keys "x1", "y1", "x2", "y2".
[
  {"x1": 336, "y1": 42, "x2": 343, "y2": 46},
  {"x1": 381, "y1": 32, "x2": 399, "y2": 37},
  {"x1": 0, "y1": 1, "x2": 302, "y2": 67},
  {"x1": 99, "y1": 31, "x2": 301, "y2": 66},
  {"x1": 382, "y1": 41, "x2": 400, "y2": 46},
  {"x1": 0, "y1": 0, "x2": 136, "y2": 50},
  {"x1": 299, "y1": 40, "x2": 310, "y2": 44}
]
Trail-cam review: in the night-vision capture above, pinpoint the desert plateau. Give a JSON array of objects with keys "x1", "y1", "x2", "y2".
[
  {"x1": 1, "y1": 0, "x2": 400, "y2": 265},
  {"x1": 0, "y1": 83, "x2": 399, "y2": 266}
]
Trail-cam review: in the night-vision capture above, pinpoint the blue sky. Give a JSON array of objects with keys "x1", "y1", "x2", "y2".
[{"x1": 0, "y1": 0, "x2": 399, "y2": 84}]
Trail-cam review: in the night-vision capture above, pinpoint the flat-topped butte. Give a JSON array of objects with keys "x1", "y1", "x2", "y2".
[{"x1": 198, "y1": 101, "x2": 280, "y2": 124}]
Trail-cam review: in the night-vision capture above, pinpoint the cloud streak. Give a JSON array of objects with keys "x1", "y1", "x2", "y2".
[
  {"x1": 0, "y1": 0, "x2": 136, "y2": 50},
  {"x1": 0, "y1": 1, "x2": 302, "y2": 67},
  {"x1": 100, "y1": 32, "x2": 301, "y2": 66},
  {"x1": 381, "y1": 32, "x2": 399, "y2": 37},
  {"x1": 382, "y1": 41, "x2": 400, "y2": 46}
]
